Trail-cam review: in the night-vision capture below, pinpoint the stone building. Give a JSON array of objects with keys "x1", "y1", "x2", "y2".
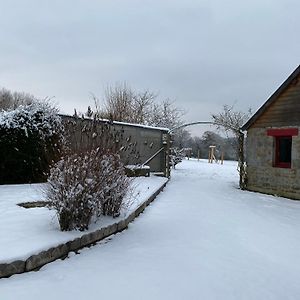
[
  {"x1": 242, "y1": 65, "x2": 300, "y2": 199},
  {"x1": 61, "y1": 115, "x2": 170, "y2": 176}
]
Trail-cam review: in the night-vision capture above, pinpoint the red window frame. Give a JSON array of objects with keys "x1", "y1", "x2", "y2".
[
  {"x1": 274, "y1": 136, "x2": 292, "y2": 168},
  {"x1": 267, "y1": 128, "x2": 298, "y2": 169},
  {"x1": 267, "y1": 128, "x2": 298, "y2": 137}
]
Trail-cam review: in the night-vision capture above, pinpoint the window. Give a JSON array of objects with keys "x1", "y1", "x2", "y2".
[
  {"x1": 267, "y1": 128, "x2": 299, "y2": 169},
  {"x1": 275, "y1": 136, "x2": 292, "y2": 168}
]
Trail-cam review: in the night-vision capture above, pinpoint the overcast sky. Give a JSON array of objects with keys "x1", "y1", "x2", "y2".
[{"x1": 0, "y1": 0, "x2": 299, "y2": 135}]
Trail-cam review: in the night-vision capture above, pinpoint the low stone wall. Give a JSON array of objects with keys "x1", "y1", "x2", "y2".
[
  {"x1": 247, "y1": 166, "x2": 300, "y2": 199},
  {"x1": 0, "y1": 180, "x2": 168, "y2": 279}
]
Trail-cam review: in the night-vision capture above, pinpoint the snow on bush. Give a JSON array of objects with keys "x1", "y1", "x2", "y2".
[
  {"x1": 0, "y1": 100, "x2": 62, "y2": 138},
  {"x1": 45, "y1": 149, "x2": 130, "y2": 231},
  {"x1": 0, "y1": 101, "x2": 64, "y2": 183},
  {"x1": 170, "y1": 147, "x2": 184, "y2": 169}
]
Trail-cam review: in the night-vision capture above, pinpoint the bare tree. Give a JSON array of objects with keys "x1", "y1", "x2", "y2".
[
  {"x1": 90, "y1": 83, "x2": 185, "y2": 130},
  {"x1": 0, "y1": 88, "x2": 36, "y2": 110},
  {"x1": 132, "y1": 90, "x2": 156, "y2": 124},
  {"x1": 212, "y1": 104, "x2": 252, "y2": 189},
  {"x1": 172, "y1": 128, "x2": 192, "y2": 149},
  {"x1": 91, "y1": 83, "x2": 153, "y2": 124},
  {"x1": 104, "y1": 82, "x2": 134, "y2": 121},
  {"x1": 148, "y1": 99, "x2": 185, "y2": 129}
]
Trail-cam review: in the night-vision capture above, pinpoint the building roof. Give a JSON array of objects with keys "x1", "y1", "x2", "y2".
[
  {"x1": 60, "y1": 114, "x2": 170, "y2": 132},
  {"x1": 241, "y1": 65, "x2": 300, "y2": 131}
]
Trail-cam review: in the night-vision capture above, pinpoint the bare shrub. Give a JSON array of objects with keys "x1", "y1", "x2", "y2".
[
  {"x1": 45, "y1": 148, "x2": 130, "y2": 231},
  {"x1": 99, "y1": 154, "x2": 130, "y2": 217},
  {"x1": 212, "y1": 104, "x2": 252, "y2": 189}
]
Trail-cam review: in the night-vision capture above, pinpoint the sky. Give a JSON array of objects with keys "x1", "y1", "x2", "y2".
[{"x1": 0, "y1": 0, "x2": 299, "y2": 136}]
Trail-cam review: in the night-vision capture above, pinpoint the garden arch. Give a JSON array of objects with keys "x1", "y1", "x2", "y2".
[{"x1": 170, "y1": 121, "x2": 246, "y2": 189}]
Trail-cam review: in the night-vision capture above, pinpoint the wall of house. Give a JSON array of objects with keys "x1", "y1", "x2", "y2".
[
  {"x1": 252, "y1": 75, "x2": 300, "y2": 128},
  {"x1": 246, "y1": 127, "x2": 300, "y2": 199},
  {"x1": 61, "y1": 115, "x2": 169, "y2": 173}
]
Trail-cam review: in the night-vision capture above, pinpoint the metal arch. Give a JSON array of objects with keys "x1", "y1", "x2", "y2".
[{"x1": 169, "y1": 121, "x2": 214, "y2": 133}]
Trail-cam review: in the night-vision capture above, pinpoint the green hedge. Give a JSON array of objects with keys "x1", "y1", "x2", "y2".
[{"x1": 0, "y1": 102, "x2": 64, "y2": 184}]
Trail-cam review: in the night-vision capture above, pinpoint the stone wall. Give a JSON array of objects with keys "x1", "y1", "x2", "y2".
[{"x1": 246, "y1": 127, "x2": 300, "y2": 199}]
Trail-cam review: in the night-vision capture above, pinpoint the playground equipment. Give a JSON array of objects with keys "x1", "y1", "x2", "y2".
[{"x1": 208, "y1": 145, "x2": 224, "y2": 164}]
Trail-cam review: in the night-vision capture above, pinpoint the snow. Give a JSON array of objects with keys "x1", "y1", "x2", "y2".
[
  {"x1": 125, "y1": 164, "x2": 150, "y2": 170},
  {"x1": 0, "y1": 101, "x2": 62, "y2": 139},
  {"x1": 112, "y1": 120, "x2": 169, "y2": 132},
  {"x1": 0, "y1": 176, "x2": 168, "y2": 263},
  {"x1": 60, "y1": 114, "x2": 170, "y2": 132},
  {"x1": 1, "y1": 159, "x2": 300, "y2": 299}
]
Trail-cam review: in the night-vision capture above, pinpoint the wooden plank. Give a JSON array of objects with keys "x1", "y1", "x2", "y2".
[
  {"x1": 262, "y1": 109, "x2": 299, "y2": 115},
  {"x1": 250, "y1": 72, "x2": 300, "y2": 129},
  {"x1": 258, "y1": 109, "x2": 300, "y2": 117},
  {"x1": 267, "y1": 102, "x2": 300, "y2": 109},
  {"x1": 253, "y1": 120, "x2": 300, "y2": 128},
  {"x1": 256, "y1": 114, "x2": 300, "y2": 121}
]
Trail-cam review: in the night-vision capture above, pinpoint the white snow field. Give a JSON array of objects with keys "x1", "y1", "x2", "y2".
[
  {"x1": 0, "y1": 176, "x2": 168, "y2": 263},
  {"x1": 1, "y1": 159, "x2": 300, "y2": 299}
]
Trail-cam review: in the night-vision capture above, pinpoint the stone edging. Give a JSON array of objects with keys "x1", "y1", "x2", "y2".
[{"x1": 0, "y1": 180, "x2": 169, "y2": 278}]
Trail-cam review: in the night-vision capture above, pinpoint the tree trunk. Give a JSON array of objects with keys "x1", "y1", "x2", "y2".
[{"x1": 238, "y1": 131, "x2": 247, "y2": 189}]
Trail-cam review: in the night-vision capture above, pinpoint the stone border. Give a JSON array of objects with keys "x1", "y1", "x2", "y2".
[{"x1": 0, "y1": 180, "x2": 169, "y2": 278}]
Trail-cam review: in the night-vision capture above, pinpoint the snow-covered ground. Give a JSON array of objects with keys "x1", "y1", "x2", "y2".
[
  {"x1": 1, "y1": 159, "x2": 300, "y2": 299},
  {"x1": 0, "y1": 176, "x2": 168, "y2": 263}
]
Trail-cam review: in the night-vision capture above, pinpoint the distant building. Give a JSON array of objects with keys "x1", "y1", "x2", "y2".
[{"x1": 242, "y1": 65, "x2": 300, "y2": 199}]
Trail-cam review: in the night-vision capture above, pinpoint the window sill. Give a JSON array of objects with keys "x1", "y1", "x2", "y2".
[{"x1": 273, "y1": 163, "x2": 291, "y2": 169}]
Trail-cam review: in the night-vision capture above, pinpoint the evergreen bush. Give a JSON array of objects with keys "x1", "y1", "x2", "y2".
[{"x1": 0, "y1": 101, "x2": 64, "y2": 184}]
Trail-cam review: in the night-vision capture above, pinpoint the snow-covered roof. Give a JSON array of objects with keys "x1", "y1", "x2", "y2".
[
  {"x1": 60, "y1": 114, "x2": 170, "y2": 132},
  {"x1": 113, "y1": 120, "x2": 169, "y2": 132}
]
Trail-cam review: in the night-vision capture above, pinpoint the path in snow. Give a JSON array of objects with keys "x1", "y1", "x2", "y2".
[{"x1": 1, "y1": 159, "x2": 300, "y2": 300}]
